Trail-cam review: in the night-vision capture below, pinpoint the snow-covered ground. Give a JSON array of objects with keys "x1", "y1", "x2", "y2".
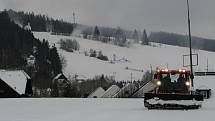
[
  {"x1": 33, "y1": 32, "x2": 215, "y2": 81},
  {"x1": 0, "y1": 76, "x2": 214, "y2": 121},
  {"x1": 0, "y1": 94, "x2": 214, "y2": 121}
]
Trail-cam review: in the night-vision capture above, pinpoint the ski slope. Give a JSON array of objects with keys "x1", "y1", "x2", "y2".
[{"x1": 33, "y1": 32, "x2": 215, "y2": 82}]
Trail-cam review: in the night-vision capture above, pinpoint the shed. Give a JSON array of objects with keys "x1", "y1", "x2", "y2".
[
  {"x1": 88, "y1": 87, "x2": 105, "y2": 98},
  {"x1": 132, "y1": 81, "x2": 156, "y2": 98},
  {"x1": 102, "y1": 85, "x2": 121, "y2": 98},
  {"x1": 113, "y1": 83, "x2": 138, "y2": 98}
]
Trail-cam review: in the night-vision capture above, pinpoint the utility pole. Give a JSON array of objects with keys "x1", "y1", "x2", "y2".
[
  {"x1": 186, "y1": 0, "x2": 194, "y2": 87},
  {"x1": 150, "y1": 64, "x2": 153, "y2": 80},
  {"x1": 131, "y1": 72, "x2": 132, "y2": 82},
  {"x1": 206, "y1": 58, "x2": 209, "y2": 72}
]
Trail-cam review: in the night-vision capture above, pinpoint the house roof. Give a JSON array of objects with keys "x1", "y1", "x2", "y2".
[
  {"x1": 53, "y1": 73, "x2": 67, "y2": 80},
  {"x1": 88, "y1": 87, "x2": 105, "y2": 98},
  {"x1": 102, "y1": 85, "x2": 121, "y2": 98},
  {"x1": 0, "y1": 70, "x2": 31, "y2": 95}
]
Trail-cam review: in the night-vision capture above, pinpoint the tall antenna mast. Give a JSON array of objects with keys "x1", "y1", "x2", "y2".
[
  {"x1": 73, "y1": 12, "x2": 76, "y2": 25},
  {"x1": 186, "y1": 0, "x2": 194, "y2": 87}
]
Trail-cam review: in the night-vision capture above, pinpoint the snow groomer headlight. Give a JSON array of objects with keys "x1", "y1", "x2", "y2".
[
  {"x1": 185, "y1": 81, "x2": 190, "y2": 86},
  {"x1": 156, "y1": 80, "x2": 161, "y2": 86}
]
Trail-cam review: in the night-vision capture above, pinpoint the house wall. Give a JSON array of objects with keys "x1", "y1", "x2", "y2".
[
  {"x1": 24, "y1": 79, "x2": 33, "y2": 97},
  {"x1": 0, "y1": 79, "x2": 20, "y2": 98},
  {"x1": 52, "y1": 75, "x2": 69, "y2": 97}
]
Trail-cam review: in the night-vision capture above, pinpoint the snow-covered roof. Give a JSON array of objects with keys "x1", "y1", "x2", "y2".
[
  {"x1": 132, "y1": 81, "x2": 156, "y2": 97},
  {"x1": 53, "y1": 73, "x2": 67, "y2": 81},
  {"x1": 102, "y1": 85, "x2": 121, "y2": 98},
  {"x1": 0, "y1": 70, "x2": 31, "y2": 95},
  {"x1": 88, "y1": 87, "x2": 105, "y2": 98},
  {"x1": 53, "y1": 73, "x2": 63, "y2": 80},
  {"x1": 24, "y1": 23, "x2": 31, "y2": 31}
]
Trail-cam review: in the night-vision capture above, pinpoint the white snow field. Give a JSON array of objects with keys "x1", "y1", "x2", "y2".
[
  {"x1": 33, "y1": 32, "x2": 215, "y2": 82},
  {"x1": 0, "y1": 76, "x2": 214, "y2": 121},
  {"x1": 0, "y1": 85, "x2": 214, "y2": 121}
]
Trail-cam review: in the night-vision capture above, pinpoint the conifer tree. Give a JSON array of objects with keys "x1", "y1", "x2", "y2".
[
  {"x1": 132, "y1": 29, "x2": 139, "y2": 43},
  {"x1": 93, "y1": 26, "x2": 100, "y2": 40},
  {"x1": 49, "y1": 46, "x2": 62, "y2": 76},
  {"x1": 141, "y1": 29, "x2": 149, "y2": 45}
]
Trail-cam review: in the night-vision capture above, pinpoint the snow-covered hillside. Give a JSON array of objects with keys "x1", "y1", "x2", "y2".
[{"x1": 33, "y1": 32, "x2": 215, "y2": 82}]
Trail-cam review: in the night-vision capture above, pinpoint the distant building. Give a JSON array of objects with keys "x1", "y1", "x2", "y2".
[
  {"x1": 88, "y1": 87, "x2": 105, "y2": 98},
  {"x1": 0, "y1": 70, "x2": 33, "y2": 98},
  {"x1": 24, "y1": 22, "x2": 31, "y2": 31},
  {"x1": 27, "y1": 55, "x2": 35, "y2": 66},
  {"x1": 131, "y1": 81, "x2": 156, "y2": 98},
  {"x1": 46, "y1": 22, "x2": 53, "y2": 32},
  {"x1": 101, "y1": 85, "x2": 120, "y2": 98},
  {"x1": 52, "y1": 73, "x2": 70, "y2": 97},
  {"x1": 113, "y1": 83, "x2": 138, "y2": 98}
]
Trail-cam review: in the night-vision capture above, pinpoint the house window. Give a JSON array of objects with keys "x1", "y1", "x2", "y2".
[{"x1": 58, "y1": 79, "x2": 65, "y2": 84}]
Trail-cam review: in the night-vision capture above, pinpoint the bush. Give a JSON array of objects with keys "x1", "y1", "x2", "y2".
[
  {"x1": 60, "y1": 38, "x2": 80, "y2": 52},
  {"x1": 89, "y1": 49, "x2": 96, "y2": 57},
  {"x1": 97, "y1": 51, "x2": 108, "y2": 61},
  {"x1": 90, "y1": 51, "x2": 97, "y2": 57},
  {"x1": 97, "y1": 55, "x2": 108, "y2": 61}
]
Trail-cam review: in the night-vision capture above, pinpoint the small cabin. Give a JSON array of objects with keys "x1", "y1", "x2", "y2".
[
  {"x1": 24, "y1": 22, "x2": 31, "y2": 31},
  {"x1": 88, "y1": 87, "x2": 105, "y2": 98},
  {"x1": 27, "y1": 55, "x2": 35, "y2": 66},
  {"x1": 113, "y1": 83, "x2": 138, "y2": 98},
  {"x1": 0, "y1": 70, "x2": 33, "y2": 98},
  {"x1": 52, "y1": 73, "x2": 69, "y2": 97},
  {"x1": 101, "y1": 85, "x2": 121, "y2": 98}
]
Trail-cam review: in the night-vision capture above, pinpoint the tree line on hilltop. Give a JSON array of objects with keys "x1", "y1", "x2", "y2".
[
  {"x1": 5, "y1": 9, "x2": 214, "y2": 52},
  {"x1": 6, "y1": 9, "x2": 74, "y2": 34},
  {"x1": 150, "y1": 32, "x2": 215, "y2": 52},
  {"x1": 82, "y1": 26, "x2": 149, "y2": 47}
]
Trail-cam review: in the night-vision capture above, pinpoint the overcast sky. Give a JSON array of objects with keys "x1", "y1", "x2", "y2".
[{"x1": 1, "y1": 0, "x2": 214, "y2": 39}]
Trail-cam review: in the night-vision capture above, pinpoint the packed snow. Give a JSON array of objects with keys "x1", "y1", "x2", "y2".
[
  {"x1": 0, "y1": 93, "x2": 214, "y2": 121},
  {"x1": 0, "y1": 76, "x2": 214, "y2": 121},
  {"x1": 147, "y1": 99, "x2": 203, "y2": 106},
  {"x1": 33, "y1": 32, "x2": 215, "y2": 82}
]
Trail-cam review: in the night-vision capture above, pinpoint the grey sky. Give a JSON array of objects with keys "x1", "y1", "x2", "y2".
[{"x1": 1, "y1": 0, "x2": 214, "y2": 39}]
